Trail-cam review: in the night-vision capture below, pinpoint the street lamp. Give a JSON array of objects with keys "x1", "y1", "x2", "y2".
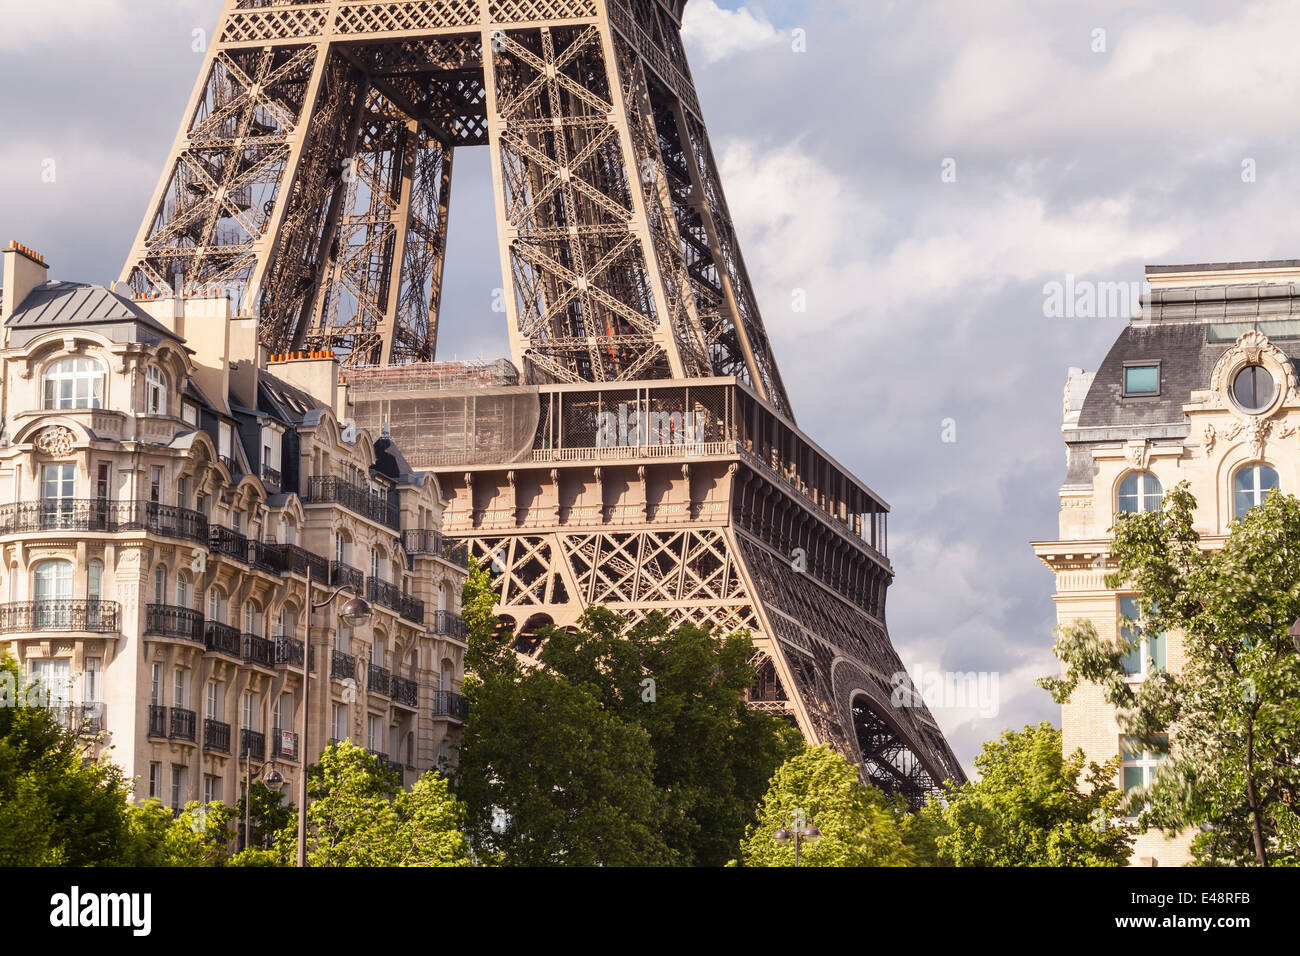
[
  {"x1": 773, "y1": 808, "x2": 821, "y2": 867},
  {"x1": 242, "y1": 759, "x2": 284, "y2": 852},
  {"x1": 296, "y1": 564, "x2": 372, "y2": 867}
]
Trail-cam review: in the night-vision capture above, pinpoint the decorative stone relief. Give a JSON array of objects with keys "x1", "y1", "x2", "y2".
[{"x1": 34, "y1": 425, "x2": 75, "y2": 457}]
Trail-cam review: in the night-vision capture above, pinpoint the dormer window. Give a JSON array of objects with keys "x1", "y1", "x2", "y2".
[
  {"x1": 146, "y1": 366, "x2": 167, "y2": 415},
  {"x1": 1123, "y1": 363, "x2": 1160, "y2": 397},
  {"x1": 43, "y1": 357, "x2": 104, "y2": 410}
]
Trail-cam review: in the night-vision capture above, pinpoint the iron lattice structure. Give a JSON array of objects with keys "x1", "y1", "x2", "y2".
[
  {"x1": 123, "y1": 0, "x2": 790, "y2": 414},
  {"x1": 129, "y1": 0, "x2": 966, "y2": 802}
]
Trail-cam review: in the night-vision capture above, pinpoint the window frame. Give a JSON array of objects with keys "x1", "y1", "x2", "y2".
[
  {"x1": 1122, "y1": 361, "x2": 1161, "y2": 398},
  {"x1": 42, "y1": 356, "x2": 106, "y2": 410},
  {"x1": 1233, "y1": 463, "x2": 1280, "y2": 520}
]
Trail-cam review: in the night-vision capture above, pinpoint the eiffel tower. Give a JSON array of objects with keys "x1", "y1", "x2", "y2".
[{"x1": 123, "y1": 0, "x2": 965, "y2": 803}]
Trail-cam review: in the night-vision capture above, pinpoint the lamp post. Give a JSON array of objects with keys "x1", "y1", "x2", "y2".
[
  {"x1": 772, "y1": 808, "x2": 821, "y2": 867},
  {"x1": 242, "y1": 759, "x2": 284, "y2": 852},
  {"x1": 296, "y1": 563, "x2": 372, "y2": 868}
]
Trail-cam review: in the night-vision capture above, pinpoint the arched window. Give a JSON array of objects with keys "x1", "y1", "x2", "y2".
[
  {"x1": 87, "y1": 560, "x2": 104, "y2": 627},
  {"x1": 440, "y1": 658, "x2": 454, "y2": 693},
  {"x1": 43, "y1": 357, "x2": 105, "y2": 410},
  {"x1": 438, "y1": 581, "x2": 451, "y2": 612},
  {"x1": 1233, "y1": 464, "x2": 1279, "y2": 520},
  {"x1": 33, "y1": 560, "x2": 73, "y2": 628},
  {"x1": 243, "y1": 602, "x2": 260, "y2": 636},
  {"x1": 176, "y1": 571, "x2": 191, "y2": 609},
  {"x1": 153, "y1": 566, "x2": 167, "y2": 605},
  {"x1": 145, "y1": 366, "x2": 167, "y2": 415},
  {"x1": 207, "y1": 588, "x2": 226, "y2": 624},
  {"x1": 371, "y1": 547, "x2": 381, "y2": 581},
  {"x1": 1118, "y1": 471, "x2": 1162, "y2": 514}
]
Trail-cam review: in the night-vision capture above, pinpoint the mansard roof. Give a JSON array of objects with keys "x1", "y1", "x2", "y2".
[{"x1": 4, "y1": 280, "x2": 179, "y2": 342}]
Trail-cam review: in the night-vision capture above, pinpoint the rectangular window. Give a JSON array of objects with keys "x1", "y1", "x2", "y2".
[
  {"x1": 148, "y1": 762, "x2": 161, "y2": 800},
  {"x1": 151, "y1": 663, "x2": 162, "y2": 707},
  {"x1": 331, "y1": 703, "x2": 347, "y2": 743},
  {"x1": 1119, "y1": 596, "x2": 1166, "y2": 677},
  {"x1": 367, "y1": 714, "x2": 382, "y2": 753},
  {"x1": 40, "y1": 463, "x2": 75, "y2": 529},
  {"x1": 205, "y1": 681, "x2": 223, "y2": 720},
  {"x1": 203, "y1": 774, "x2": 222, "y2": 804},
  {"x1": 241, "y1": 691, "x2": 257, "y2": 732},
  {"x1": 1123, "y1": 363, "x2": 1160, "y2": 397},
  {"x1": 83, "y1": 658, "x2": 101, "y2": 705},
  {"x1": 96, "y1": 463, "x2": 110, "y2": 501},
  {"x1": 170, "y1": 765, "x2": 186, "y2": 811},
  {"x1": 173, "y1": 668, "x2": 188, "y2": 709},
  {"x1": 181, "y1": 403, "x2": 198, "y2": 427},
  {"x1": 177, "y1": 476, "x2": 191, "y2": 510},
  {"x1": 150, "y1": 467, "x2": 163, "y2": 503},
  {"x1": 1121, "y1": 736, "x2": 1169, "y2": 804}
]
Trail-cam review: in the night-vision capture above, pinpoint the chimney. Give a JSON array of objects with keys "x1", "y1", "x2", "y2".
[{"x1": 2, "y1": 241, "x2": 50, "y2": 320}]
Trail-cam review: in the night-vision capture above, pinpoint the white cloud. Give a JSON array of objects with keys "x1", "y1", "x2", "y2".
[{"x1": 681, "y1": 0, "x2": 782, "y2": 65}]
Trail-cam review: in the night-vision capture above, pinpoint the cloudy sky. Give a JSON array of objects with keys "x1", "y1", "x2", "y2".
[{"x1": 3, "y1": 0, "x2": 1299, "y2": 773}]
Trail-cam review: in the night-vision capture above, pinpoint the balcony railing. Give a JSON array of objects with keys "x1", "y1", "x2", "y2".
[
  {"x1": 204, "y1": 621, "x2": 242, "y2": 657},
  {"x1": 401, "y1": 528, "x2": 442, "y2": 556},
  {"x1": 0, "y1": 500, "x2": 208, "y2": 544},
  {"x1": 204, "y1": 718, "x2": 231, "y2": 753},
  {"x1": 429, "y1": 610, "x2": 467, "y2": 640},
  {"x1": 305, "y1": 476, "x2": 400, "y2": 530},
  {"x1": 170, "y1": 707, "x2": 197, "y2": 742},
  {"x1": 391, "y1": 675, "x2": 418, "y2": 708},
  {"x1": 145, "y1": 604, "x2": 205, "y2": 643},
  {"x1": 240, "y1": 729, "x2": 265, "y2": 761},
  {"x1": 331, "y1": 650, "x2": 356, "y2": 681},
  {"x1": 330, "y1": 561, "x2": 365, "y2": 594},
  {"x1": 242, "y1": 634, "x2": 275, "y2": 668},
  {"x1": 50, "y1": 703, "x2": 104, "y2": 736},
  {"x1": 271, "y1": 728, "x2": 299, "y2": 761},
  {"x1": 399, "y1": 593, "x2": 425, "y2": 624},
  {"x1": 432, "y1": 690, "x2": 468, "y2": 722},
  {"x1": 280, "y1": 544, "x2": 329, "y2": 581},
  {"x1": 148, "y1": 704, "x2": 167, "y2": 737},
  {"x1": 209, "y1": 525, "x2": 250, "y2": 564},
  {"x1": 386, "y1": 759, "x2": 405, "y2": 777},
  {"x1": 367, "y1": 664, "x2": 391, "y2": 695},
  {"x1": 274, "y1": 637, "x2": 304, "y2": 668},
  {"x1": 0, "y1": 600, "x2": 119, "y2": 634},
  {"x1": 220, "y1": 455, "x2": 241, "y2": 476},
  {"x1": 261, "y1": 465, "x2": 282, "y2": 491},
  {"x1": 366, "y1": 577, "x2": 402, "y2": 614},
  {"x1": 249, "y1": 539, "x2": 285, "y2": 574}
]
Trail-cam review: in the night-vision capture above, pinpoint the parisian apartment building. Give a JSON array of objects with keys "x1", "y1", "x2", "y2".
[
  {"x1": 0, "y1": 240, "x2": 470, "y2": 812},
  {"x1": 1033, "y1": 258, "x2": 1300, "y2": 866}
]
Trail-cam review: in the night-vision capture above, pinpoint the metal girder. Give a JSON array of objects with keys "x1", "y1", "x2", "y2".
[{"x1": 121, "y1": 0, "x2": 794, "y2": 418}]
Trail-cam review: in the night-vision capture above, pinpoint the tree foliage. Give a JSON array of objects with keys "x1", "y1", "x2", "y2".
[
  {"x1": 454, "y1": 557, "x2": 800, "y2": 866},
  {"x1": 1042, "y1": 483, "x2": 1300, "y2": 865},
  {"x1": 276, "y1": 740, "x2": 470, "y2": 867},
  {"x1": 929, "y1": 723, "x2": 1133, "y2": 866},
  {"x1": 740, "y1": 745, "x2": 913, "y2": 866}
]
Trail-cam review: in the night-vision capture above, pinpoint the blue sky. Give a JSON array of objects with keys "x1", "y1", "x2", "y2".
[{"x1": 4, "y1": 0, "x2": 1299, "y2": 772}]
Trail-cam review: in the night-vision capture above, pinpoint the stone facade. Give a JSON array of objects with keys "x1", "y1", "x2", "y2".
[
  {"x1": 0, "y1": 243, "x2": 468, "y2": 815},
  {"x1": 1034, "y1": 259, "x2": 1300, "y2": 866}
]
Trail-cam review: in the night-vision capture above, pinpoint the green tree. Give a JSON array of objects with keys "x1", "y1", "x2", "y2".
[
  {"x1": 932, "y1": 723, "x2": 1134, "y2": 867},
  {"x1": 0, "y1": 653, "x2": 134, "y2": 866},
  {"x1": 235, "y1": 780, "x2": 294, "y2": 850},
  {"x1": 1043, "y1": 483, "x2": 1300, "y2": 866},
  {"x1": 121, "y1": 799, "x2": 238, "y2": 867},
  {"x1": 740, "y1": 745, "x2": 912, "y2": 866},
  {"x1": 540, "y1": 606, "x2": 802, "y2": 865},
  {"x1": 277, "y1": 740, "x2": 470, "y2": 867}
]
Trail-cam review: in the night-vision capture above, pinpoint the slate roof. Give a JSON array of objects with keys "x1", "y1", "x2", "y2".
[{"x1": 4, "y1": 281, "x2": 179, "y2": 340}]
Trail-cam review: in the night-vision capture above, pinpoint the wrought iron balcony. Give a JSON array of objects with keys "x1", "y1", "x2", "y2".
[
  {"x1": 145, "y1": 604, "x2": 205, "y2": 643},
  {"x1": 148, "y1": 704, "x2": 167, "y2": 737},
  {"x1": 367, "y1": 664, "x2": 391, "y2": 695},
  {"x1": 204, "y1": 718, "x2": 231, "y2": 753},
  {"x1": 240, "y1": 729, "x2": 265, "y2": 761},
  {"x1": 170, "y1": 707, "x2": 197, "y2": 742},
  {"x1": 261, "y1": 464, "x2": 282, "y2": 491},
  {"x1": 429, "y1": 610, "x2": 467, "y2": 640},
  {"x1": 401, "y1": 528, "x2": 442, "y2": 555},
  {"x1": 432, "y1": 690, "x2": 468, "y2": 722},
  {"x1": 390, "y1": 675, "x2": 418, "y2": 708},
  {"x1": 204, "y1": 621, "x2": 242, "y2": 657},
  {"x1": 249, "y1": 539, "x2": 286, "y2": 574},
  {"x1": 274, "y1": 637, "x2": 304, "y2": 668},
  {"x1": 0, "y1": 600, "x2": 119, "y2": 634},
  {"x1": 399, "y1": 593, "x2": 425, "y2": 625},
  {"x1": 305, "y1": 476, "x2": 400, "y2": 530},
  {"x1": 220, "y1": 455, "x2": 241, "y2": 476},
  {"x1": 279, "y1": 544, "x2": 329, "y2": 580},
  {"x1": 0, "y1": 499, "x2": 207, "y2": 543},
  {"x1": 442, "y1": 541, "x2": 470, "y2": 568},
  {"x1": 331, "y1": 650, "x2": 356, "y2": 681},
  {"x1": 329, "y1": 561, "x2": 365, "y2": 594},
  {"x1": 366, "y1": 577, "x2": 402, "y2": 614},
  {"x1": 209, "y1": 525, "x2": 250, "y2": 563},
  {"x1": 242, "y1": 634, "x2": 276, "y2": 668},
  {"x1": 50, "y1": 703, "x2": 104, "y2": 736},
  {"x1": 271, "y1": 728, "x2": 299, "y2": 761}
]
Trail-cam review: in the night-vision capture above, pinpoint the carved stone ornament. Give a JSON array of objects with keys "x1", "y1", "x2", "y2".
[
  {"x1": 34, "y1": 425, "x2": 75, "y2": 458},
  {"x1": 1203, "y1": 423, "x2": 1217, "y2": 456},
  {"x1": 1124, "y1": 440, "x2": 1150, "y2": 471},
  {"x1": 1208, "y1": 330, "x2": 1299, "y2": 415}
]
